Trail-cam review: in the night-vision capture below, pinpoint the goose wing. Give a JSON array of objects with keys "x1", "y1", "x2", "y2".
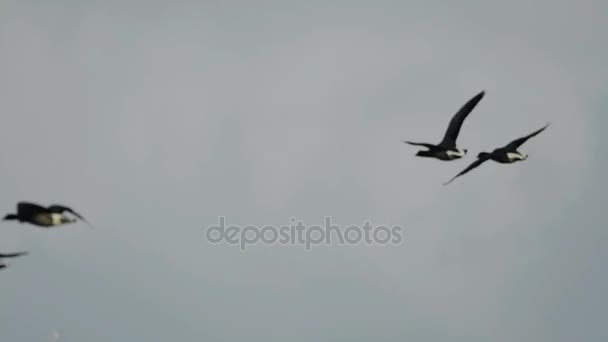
[
  {"x1": 0, "y1": 252, "x2": 28, "y2": 258},
  {"x1": 443, "y1": 155, "x2": 491, "y2": 185},
  {"x1": 502, "y1": 123, "x2": 549, "y2": 151},
  {"x1": 439, "y1": 90, "x2": 485, "y2": 148},
  {"x1": 402, "y1": 141, "x2": 436, "y2": 149}
]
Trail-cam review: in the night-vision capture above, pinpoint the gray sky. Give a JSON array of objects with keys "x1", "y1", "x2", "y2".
[{"x1": 0, "y1": 1, "x2": 606, "y2": 341}]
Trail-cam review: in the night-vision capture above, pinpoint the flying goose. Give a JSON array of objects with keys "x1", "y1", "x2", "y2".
[
  {"x1": 0, "y1": 251, "x2": 28, "y2": 270},
  {"x1": 3, "y1": 202, "x2": 91, "y2": 228},
  {"x1": 404, "y1": 90, "x2": 485, "y2": 160},
  {"x1": 444, "y1": 123, "x2": 549, "y2": 185}
]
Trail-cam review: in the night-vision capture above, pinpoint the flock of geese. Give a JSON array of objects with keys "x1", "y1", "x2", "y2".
[
  {"x1": 1, "y1": 90, "x2": 548, "y2": 271},
  {"x1": 1, "y1": 202, "x2": 90, "y2": 270},
  {"x1": 403, "y1": 90, "x2": 549, "y2": 185}
]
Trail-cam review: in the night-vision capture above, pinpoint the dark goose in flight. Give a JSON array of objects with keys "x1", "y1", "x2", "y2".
[
  {"x1": 0, "y1": 251, "x2": 28, "y2": 270},
  {"x1": 3, "y1": 202, "x2": 91, "y2": 228},
  {"x1": 444, "y1": 123, "x2": 549, "y2": 185},
  {"x1": 404, "y1": 90, "x2": 485, "y2": 160}
]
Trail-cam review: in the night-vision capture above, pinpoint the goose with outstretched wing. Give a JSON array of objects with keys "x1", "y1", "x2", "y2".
[
  {"x1": 404, "y1": 90, "x2": 485, "y2": 161},
  {"x1": 444, "y1": 123, "x2": 550, "y2": 185}
]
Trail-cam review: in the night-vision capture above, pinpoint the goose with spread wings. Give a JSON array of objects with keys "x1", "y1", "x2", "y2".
[
  {"x1": 3, "y1": 202, "x2": 92, "y2": 228},
  {"x1": 444, "y1": 123, "x2": 549, "y2": 185},
  {"x1": 404, "y1": 90, "x2": 485, "y2": 160},
  {"x1": 0, "y1": 251, "x2": 28, "y2": 270}
]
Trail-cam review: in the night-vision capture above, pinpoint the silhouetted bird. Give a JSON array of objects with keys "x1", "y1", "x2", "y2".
[
  {"x1": 3, "y1": 202, "x2": 91, "y2": 228},
  {"x1": 0, "y1": 251, "x2": 28, "y2": 269},
  {"x1": 404, "y1": 90, "x2": 485, "y2": 160},
  {"x1": 444, "y1": 123, "x2": 549, "y2": 185}
]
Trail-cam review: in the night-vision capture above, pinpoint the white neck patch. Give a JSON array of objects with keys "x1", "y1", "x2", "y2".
[
  {"x1": 446, "y1": 149, "x2": 466, "y2": 158},
  {"x1": 50, "y1": 213, "x2": 64, "y2": 225},
  {"x1": 506, "y1": 152, "x2": 526, "y2": 161}
]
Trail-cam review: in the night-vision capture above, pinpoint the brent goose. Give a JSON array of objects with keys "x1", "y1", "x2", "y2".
[
  {"x1": 3, "y1": 202, "x2": 91, "y2": 228},
  {"x1": 444, "y1": 123, "x2": 549, "y2": 185},
  {"x1": 404, "y1": 90, "x2": 485, "y2": 160},
  {"x1": 0, "y1": 252, "x2": 28, "y2": 269}
]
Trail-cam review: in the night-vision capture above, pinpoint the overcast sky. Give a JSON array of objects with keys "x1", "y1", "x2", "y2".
[{"x1": 1, "y1": 1, "x2": 606, "y2": 341}]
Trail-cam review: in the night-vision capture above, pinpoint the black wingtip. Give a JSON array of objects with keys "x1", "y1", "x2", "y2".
[{"x1": 539, "y1": 122, "x2": 551, "y2": 132}]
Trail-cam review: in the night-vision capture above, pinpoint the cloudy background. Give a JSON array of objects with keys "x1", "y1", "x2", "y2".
[{"x1": 0, "y1": 1, "x2": 606, "y2": 341}]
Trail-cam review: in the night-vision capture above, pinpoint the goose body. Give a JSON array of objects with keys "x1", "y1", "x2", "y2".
[
  {"x1": 404, "y1": 90, "x2": 485, "y2": 161},
  {"x1": 444, "y1": 123, "x2": 549, "y2": 185},
  {"x1": 3, "y1": 202, "x2": 91, "y2": 227}
]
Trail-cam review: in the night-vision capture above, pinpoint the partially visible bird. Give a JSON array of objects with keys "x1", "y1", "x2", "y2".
[
  {"x1": 404, "y1": 90, "x2": 485, "y2": 160},
  {"x1": 3, "y1": 202, "x2": 92, "y2": 228},
  {"x1": 444, "y1": 123, "x2": 550, "y2": 185},
  {"x1": 0, "y1": 251, "x2": 28, "y2": 270}
]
